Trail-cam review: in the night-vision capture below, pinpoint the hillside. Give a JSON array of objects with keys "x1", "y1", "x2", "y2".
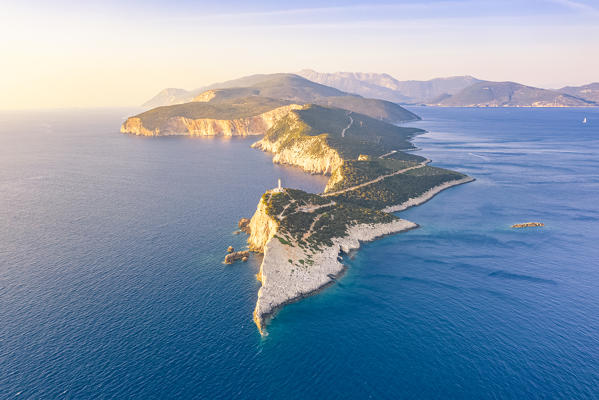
[
  {"x1": 196, "y1": 74, "x2": 418, "y2": 122},
  {"x1": 433, "y1": 81, "x2": 596, "y2": 107},
  {"x1": 558, "y1": 83, "x2": 599, "y2": 103},
  {"x1": 252, "y1": 104, "x2": 424, "y2": 174},
  {"x1": 139, "y1": 73, "x2": 419, "y2": 123}
]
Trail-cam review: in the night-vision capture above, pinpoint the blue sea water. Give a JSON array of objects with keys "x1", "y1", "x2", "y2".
[{"x1": 1, "y1": 107, "x2": 598, "y2": 399}]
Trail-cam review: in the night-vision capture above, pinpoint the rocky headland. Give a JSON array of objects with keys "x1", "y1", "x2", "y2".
[{"x1": 239, "y1": 105, "x2": 472, "y2": 334}]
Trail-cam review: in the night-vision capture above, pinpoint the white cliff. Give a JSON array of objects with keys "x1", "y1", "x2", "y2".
[
  {"x1": 120, "y1": 104, "x2": 304, "y2": 137},
  {"x1": 251, "y1": 218, "x2": 417, "y2": 335}
]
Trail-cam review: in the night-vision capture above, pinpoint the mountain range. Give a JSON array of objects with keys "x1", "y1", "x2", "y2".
[{"x1": 143, "y1": 70, "x2": 598, "y2": 109}]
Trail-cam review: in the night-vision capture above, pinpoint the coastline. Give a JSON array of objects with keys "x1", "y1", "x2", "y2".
[
  {"x1": 253, "y1": 218, "x2": 418, "y2": 335},
  {"x1": 382, "y1": 177, "x2": 475, "y2": 213}
]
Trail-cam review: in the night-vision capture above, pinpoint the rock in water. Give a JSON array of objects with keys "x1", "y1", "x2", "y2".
[
  {"x1": 511, "y1": 222, "x2": 544, "y2": 228},
  {"x1": 227, "y1": 246, "x2": 234, "y2": 253},
  {"x1": 225, "y1": 251, "x2": 250, "y2": 264},
  {"x1": 238, "y1": 218, "x2": 251, "y2": 234}
]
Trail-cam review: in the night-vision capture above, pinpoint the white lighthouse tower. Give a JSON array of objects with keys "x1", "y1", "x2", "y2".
[{"x1": 273, "y1": 178, "x2": 283, "y2": 193}]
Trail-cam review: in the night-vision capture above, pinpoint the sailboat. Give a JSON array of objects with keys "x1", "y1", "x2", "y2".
[{"x1": 583, "y1": 117, "x2": 588, "y2": 124}]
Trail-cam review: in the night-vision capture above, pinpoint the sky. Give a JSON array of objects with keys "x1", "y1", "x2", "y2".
[{"x1": 0, "y1": 0, "x2": 598, "y2": 109}]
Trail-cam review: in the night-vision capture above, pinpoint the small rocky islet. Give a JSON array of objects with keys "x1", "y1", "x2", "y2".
[
  {"x1": 512, "y1": 222, "x2": 544, "y2": 228},
  {"x1": 121, "y1": 73, "x2": 474, "y2": 335}
]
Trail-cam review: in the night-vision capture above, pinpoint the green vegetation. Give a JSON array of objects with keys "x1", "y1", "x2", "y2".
[
  {"x1": 140, "y1": 73, "x2": 420, "y2": 123},
  {"x1": 254, "y1": 106, "x2": 470, "y2": 256},
  {"x1": 296, "y1": 105, "x2": 423, "y2": 154},
  {"x1": 328, "y1": 166, "x2": 467, "y2": 210},
  {"x1": 258, "y1": 105, "x2": 426, "y2": 166},
  {"x1": 261, "y1": 188, "x2": 397, "y2": 249},
  {"x1": 201, "y1": 73, "x2": 420, "y2": 122},
  {"x1": 326, "y1": 159, "x2": 421, "y2": 192}
]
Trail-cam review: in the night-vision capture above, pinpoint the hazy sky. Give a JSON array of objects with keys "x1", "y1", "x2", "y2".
[{"x1": 1, "y1": 0, "x2": 598, "y2": 109}]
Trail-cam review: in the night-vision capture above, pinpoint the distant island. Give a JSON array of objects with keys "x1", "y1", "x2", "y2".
[
  {"x1": 144, "y1": 70, "x2": 599, "y2": 108},
  {"x1": 122, "y1": 73, "x2": 473, "y2": 335}
]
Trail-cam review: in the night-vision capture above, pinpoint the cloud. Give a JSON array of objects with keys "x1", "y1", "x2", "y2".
[
  {"x1": 168, "y1": 1, "x2": 478, "y2": 21},
  {"x1": 546, "y1": 0, "x2": 599, "y2": 14}
]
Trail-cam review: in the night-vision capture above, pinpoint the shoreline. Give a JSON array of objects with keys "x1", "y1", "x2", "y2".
[
  {"x1": 253, "y1": 218, "x2": 418, "y2": 335},
  {"x1": 382, "y1": 176, "x2": 475, "y2": 213}
]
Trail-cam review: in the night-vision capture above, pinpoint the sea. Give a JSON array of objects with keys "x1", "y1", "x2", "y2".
[{"x1": 1, "y1": 107, "x2": 598, "y2": 399}]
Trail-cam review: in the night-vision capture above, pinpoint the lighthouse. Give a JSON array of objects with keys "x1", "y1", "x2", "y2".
[{"x1": 273, "y1": 178, "x2": 283, "y2": 193}]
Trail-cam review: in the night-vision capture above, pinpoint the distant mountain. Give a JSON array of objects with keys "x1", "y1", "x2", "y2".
[
  {"x1": 391, "y1": 76, "x2": 482, "y2": 103},
  {"x1": 297, "y1": 69, "x2": 412, "y2": 103},
  {"x1": 433, "y1": 81, "x2": 596, "y2": 107},
  {"x1": 558, "y1": 83, "x2": 599, "y2": 104},
  {"x1": 297, "y1": 69, "x2": 481, "y2": 103},
  {"x1": 141, "y1": 73, "x2": 419, "y2": 123}
]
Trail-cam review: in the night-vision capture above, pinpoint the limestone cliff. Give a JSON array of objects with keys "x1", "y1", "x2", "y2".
[
  {"x1": 323, "y1": 163, "x2": 346, "y2": 192},
  {"x1": 120, "y1": 104, "x2": 303, "y2": 137},
  {"x1": 251, "y1": 112, "x2": 344, "y2": 175},
  {"x1": 247, "y1": 197, "x2": 279, "y2": 252},
  {"x1": 252, "y1": 217, "x2": 417, "y2": 335}
]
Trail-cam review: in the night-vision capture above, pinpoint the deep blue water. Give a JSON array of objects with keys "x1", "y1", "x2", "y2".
[{"x1": 1, "y1": 107, "x2": 598, "y2": 399}]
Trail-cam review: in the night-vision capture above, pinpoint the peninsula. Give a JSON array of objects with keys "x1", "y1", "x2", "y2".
[{"x1": 122, "y1": 73, "x2": 473, "y2": 335}]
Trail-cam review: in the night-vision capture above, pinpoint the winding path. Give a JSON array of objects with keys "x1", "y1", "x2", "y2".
[
  {"x1": 378, "y1": 150, "x2": 397, "y2": 159},
  {"x1": 322, "y1": 159, "x2": 431, "y2": 197},
  {"x1": 340, "y1": 112, "x2": 353, "y2": 138}
]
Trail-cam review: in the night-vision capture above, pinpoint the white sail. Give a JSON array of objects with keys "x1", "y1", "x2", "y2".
[{"x1": 583, "y1": 117, "x2": 587, "y2": 123}]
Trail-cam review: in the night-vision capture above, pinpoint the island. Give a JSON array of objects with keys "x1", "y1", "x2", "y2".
[{"x1": 121, "y1": 73, "x2": 474, "y2": 335}]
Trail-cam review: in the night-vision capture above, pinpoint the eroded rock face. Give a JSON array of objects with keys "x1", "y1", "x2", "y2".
[
  {"x1": 257, "y1": 139, "x2": 344, "y2": 175},
  {"x1": 238, "y1": 218, "x2": 251, "y2": 234},
  {"x1": 247, "y1": 199, "x2": 279, "y2": 253},
  {"x1": 251, "y1": 113, "x2": 344, "y2": 175},
  {"x1": 120, "y1": 117, "x2": 155, "y2": 136},
  {"x1": 324, "y1": 163, "x2": 346, "y2": 193},
  {"x1": 120, "y1": 104, "x2": 304, "y2": 137},
  {"x1": 252, "y1": 219, "x2": 417, "y2": 335}
]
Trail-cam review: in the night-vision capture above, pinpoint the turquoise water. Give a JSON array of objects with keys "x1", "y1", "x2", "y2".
[{"x1": 1, "y1": 107, "x2": 598, "y2": 398}]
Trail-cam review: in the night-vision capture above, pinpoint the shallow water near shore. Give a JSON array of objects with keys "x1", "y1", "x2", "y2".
[{"x1": 1, "y1": 107, "x2": 599, "y2": 398}]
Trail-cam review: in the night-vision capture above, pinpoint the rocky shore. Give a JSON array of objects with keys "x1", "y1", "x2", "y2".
[
  {"x1": 382, "y1": 177, "x2": 475, "y2": 213},
  {"x1": 252, "y1": 218, "x2": 417, "y2": 335},
  {"x1": 224, "y1": 250, "x2": 250, "y2": 264}
]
